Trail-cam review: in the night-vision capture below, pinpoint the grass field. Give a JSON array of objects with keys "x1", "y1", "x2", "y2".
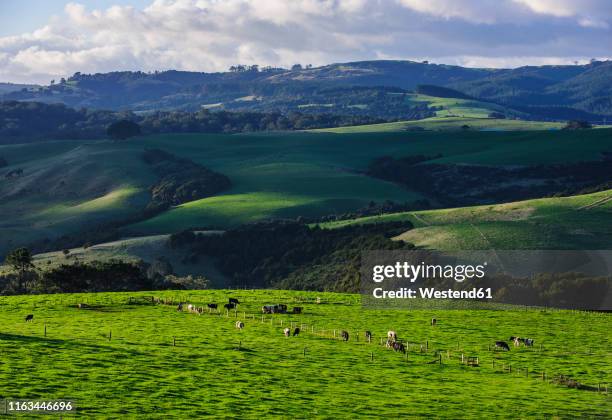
[
  {"x1": 0, "y1": 290, "x2": 609, "y2": 418},
  {"x1": 2, "y1": 128, "x2": 611, "y2": 253},
  {"x1": 318, "y1": 189, "x2": 612, "y2": 250}
]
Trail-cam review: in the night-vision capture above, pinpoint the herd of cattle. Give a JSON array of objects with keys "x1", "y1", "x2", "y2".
[{"x1": 21, "y1": 297, "x2": 535, "y2": 355}]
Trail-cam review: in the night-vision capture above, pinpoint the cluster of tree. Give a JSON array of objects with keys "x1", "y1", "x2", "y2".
[
  {"x1": 168, "y1": 220, "x2": 415, "y2": 292},
  {"x1": 0, "y1": 101, "x2": 388, "y2": 142},
  {"x1": 142, "y1": 148, "x2": 232, "y2": 211},
  {"x1": 415, "y1": 85, "x2": 473, "y2": 99},
  {"x1": 491, "y1": 273, "x2": 610, "y2": 310},
  {"x1": 367, "y1": 155, "x2": 612, "y2": 206},
  {"x1": 0, "y1": 247, "x2": 208, "y2": 295}
]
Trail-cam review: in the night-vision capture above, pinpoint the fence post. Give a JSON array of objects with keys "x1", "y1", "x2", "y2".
[
  {"x1": 303, "y1": 347, "x2": 306, "y2": 357},
  {"x1": 439, "y1": 354, "x2": 442, "y2": 364},
  {"x1": 461, "y1": 353, "x2": 464, "y2": 364},
  {"x1": 173, "y1": 336, "x2": 176, "y2": 347},
  {"x1": 109, "y1": 330, "x2": 112, "y2": 341},
  {"x1": 370, "y1": 352, "x2": 374, "y2": 361},
  {"x1": 426, "y1": 341, "x2": 429, "y2": 352},
  {"x1": 44, "y1": 323, "x2": 47, "y2": 337}
]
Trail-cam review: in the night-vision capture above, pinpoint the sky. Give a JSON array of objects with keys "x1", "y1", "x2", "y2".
[{"x1": 0, "y1": 0, "x2": 611, "y2": 84}]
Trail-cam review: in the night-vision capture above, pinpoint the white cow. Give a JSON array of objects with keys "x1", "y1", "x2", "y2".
[
  {"x1": 235, "y1": 321, "x2": 244, "y2": 330},
  {"x1": 387, "y1": 330, "x2": 397, "y2": 342},
  {"x1": 283, "y1": 328, "x2": 291, "y2": 337}
]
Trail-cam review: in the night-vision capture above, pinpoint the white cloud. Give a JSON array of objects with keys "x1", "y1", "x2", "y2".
[{"x1": 0, "y1": 0, "x2": 610, "y2": 84}]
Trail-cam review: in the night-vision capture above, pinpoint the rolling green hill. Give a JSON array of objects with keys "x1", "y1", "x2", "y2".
[
  {"x1": 0, "y1": 290, "x2": 609, "y2": 418},
  {"x1": 317, "y1": 190, "x2": 612, "y2": 250},
  {"x1": 2, "y1": 128, "x2": 611, "y2": 255}
]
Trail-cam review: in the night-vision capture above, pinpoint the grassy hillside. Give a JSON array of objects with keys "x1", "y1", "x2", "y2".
[
  {"x1": 9, "y1": 233, "x2": 229, "y2": 287},
  {"x1": 317, "y1": 190, "x2": 612, "y2": 250},
  {"x1": 0, "y1": 290, "x2": 609, "y2": 418},
  {"x1": 2, "y1": 129, "x2": 611, "y2": 253}
]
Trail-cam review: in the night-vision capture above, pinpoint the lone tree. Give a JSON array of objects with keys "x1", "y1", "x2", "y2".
[
  {"x1": 5, "y1": 247, "x2": 34, "y2": 292},
  {"x1": 106, "y1": 120, "x2": 141, "y2": 140}
]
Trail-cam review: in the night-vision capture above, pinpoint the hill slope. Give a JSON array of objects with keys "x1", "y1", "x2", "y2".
[
  {"x1": 4, "y1": 60, "x2": 611, "y2": 118},
  {"x1": 318, "y1": 190, "x2": 612, "y2": 250}
]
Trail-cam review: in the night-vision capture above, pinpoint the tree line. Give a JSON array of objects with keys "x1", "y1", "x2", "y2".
[{"x1": 0, "y1": 100, "x2": 387, "y2": 143}]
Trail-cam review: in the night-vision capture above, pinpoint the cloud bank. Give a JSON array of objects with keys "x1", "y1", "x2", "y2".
[{"x1": 1, "y1": 0, "x2": 611, "y2": 83}]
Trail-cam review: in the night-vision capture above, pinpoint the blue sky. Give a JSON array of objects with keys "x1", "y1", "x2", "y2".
[{"x1": 0, "y1": 0, "x2": 611, "y2": 84}]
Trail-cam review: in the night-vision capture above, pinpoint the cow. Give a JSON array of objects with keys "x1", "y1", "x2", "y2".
[
  {"x1": 25, "y1": 314, "x2": 34, "y2": 322},
  {"x1": 392, "y1": 341, "x2": 406, "y2": 354},
  {"x1": 283, "y1": 328, "x2": 291, "y2": 337},
  {"x1": 235, "y1": 321, "x2": 244, "y2": 330},
  {"x1": 224, "y1": 303, "x2": 236, "y2": 311},
  {"x1": 77, "y1": 303, "x2": 88, "y2": 309},
  {"x1": 524, "y1": 338, "x2": 535, "y2": 347},
  {"x1": 293, "y1": 327, "x2": 300, "y2": 337},
  {"x1": 292, "y1": 307, "x2": 303, "y2": 314},
  {"x1": 431, "y1": 318, "x2": 437, "y2": 326},
  {"x1": 207, "y1": 303, "x2": 218, "y2": 312},
  {"x1": 365, "y1": 331, "x2": 372, "y2": 342},
  {"x1": 187, "y1": 304, "x2": 195, "y2": 313},
  {"x1": 341, "y1": 330, "x2": 349, "y2": 341},
  {"x1": 387, "y1": 330, "x2": 397, "y2": 342},
  {"x1": 177, "y1": 303, "x2": 183, "y2": 311},
  {"x1": 229, "y1": 298, "x2": 240, "y2": 306},
  {"x1": 385, "y1": 338, "x2": 394, "y2": 349},
  {"x1": 495, "y1": 341, "x2": 510, "y2": 351}
]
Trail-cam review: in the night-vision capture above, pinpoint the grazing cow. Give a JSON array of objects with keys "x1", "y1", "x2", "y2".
[
  {"x1": 494, "y1": 341, "x2": 510, "y2": 351},
  {"x1": 177, "y1": 303, "x2": 183, "y2": 311},
  {"x1": 187, "y1": 304, "x2": 195, "y2": 312},
  {"x1": 224, "y1": 303, "x2": 235, "y2": 311},
  {"x1": 341, "y1": 331, "x2": 349, "y2": 341},
  {"x1": 207, "y1": 303, "x2": 218, "y2": 311},
  {"x1": 431, "y1": 318, "x2": 437, "y2": 326},
  {"x1": 235, "y1": 321, "x2": 244, "y2": 330},
  {"x1": 293, "y1": 327, "x2": 300, "y2": 337},
  {"x1": 365, "y1": 331, "x2": 372, "y2": 342},
  {"x1": 283, "y1": 328, "x2": 291, "y2": 337},
  {"x1": 393, "y1": 342, "x2": 406, "y2": 354},
  {"x1": 292, "y1": 307, "x2": 302, "y2": 314},
  {"x1": 387, "y1": 330, "x2": 397, "y2": 342},
  {"x1": 25, "y1": 314, "x2": 34, "y2": 322},
  {"x1": 229, "y1": 298, "x2": 240, "y2": 306},
  {"x1": 524, "y1": 338, "x2": 534, "y2": 346}
]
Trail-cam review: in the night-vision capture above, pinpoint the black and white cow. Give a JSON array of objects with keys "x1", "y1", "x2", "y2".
[
  {"x1": 495, "y1": 341, "x2": 510, "y2": 351},
  {"x1": 341, "y1": 330, "x2": 349, "y2": 341}
]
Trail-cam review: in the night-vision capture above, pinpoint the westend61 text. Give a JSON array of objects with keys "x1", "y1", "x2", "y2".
[{"x1": 372, "y1": 287, "x2": 493, "y2": 299}]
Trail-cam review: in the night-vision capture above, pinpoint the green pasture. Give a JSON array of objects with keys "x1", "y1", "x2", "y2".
[
  {"x1": 318, "y1": 189, "x2": 612, "y2": 250},
  {"x1": 2, "y1": 128, "x2": 611, "y2": 252},
  {"x1": 0, "y1": 290, "x2": 609, "y2": 418}
]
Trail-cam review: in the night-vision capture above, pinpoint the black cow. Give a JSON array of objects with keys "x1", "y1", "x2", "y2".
[
  {"x1": 224, "y1": 303, "x2": 235, "y2": 311},
  {"x1": 25, "y1": 314, "x2": 33, "y2": 322},
  {"x1": 365, "y1": 331, "x2": 372, "y2": 342},
  {"x1": 207, "y1": 303, "x2": 218, "y2": 311},
  {"x1": 495, "y1": 341, "x2": 510, "y2": 351},
  {"x1": 229, "y1": 298, "x2": 240, "y2": 305},
  {"x1": 293, "y1": 327, "x2": 300, "y2": 337},
  {"x1": 341, "y1": 330, "x2": 349, "y2": 341},
  {"x1": 524, "y1": 338, "x2": 535, "y2": 346},
  {"x1": 177, "y1": 303, "x2": 183, "y2": 311},
  {"x1": 392, "y1": 341, "x2": 406, "y2": 354}
]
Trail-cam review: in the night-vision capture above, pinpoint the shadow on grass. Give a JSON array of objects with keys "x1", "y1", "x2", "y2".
[{"x1": 0, "y1": 332, "x2": 148, "y2": 356}]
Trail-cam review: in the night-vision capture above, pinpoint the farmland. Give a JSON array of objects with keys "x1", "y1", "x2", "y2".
[
  {"x1": 0, "y1": 290, "x2": 609, "y2": 418},
  {"x1": 1, "y1": 127, "x2": 611, "y2": 254},
  {"x1": 318, "y1": 189, "x2": 612, "y2": 250}
]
